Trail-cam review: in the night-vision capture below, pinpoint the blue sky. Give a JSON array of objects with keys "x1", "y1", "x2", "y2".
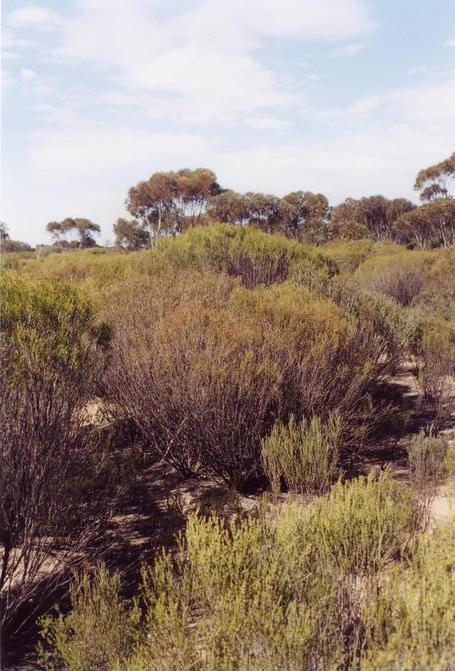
[{"x1": 2, "y1": 0, "x2": 455, "y2": 245}]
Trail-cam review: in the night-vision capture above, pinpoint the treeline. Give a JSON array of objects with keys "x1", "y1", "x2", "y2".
[
  {"x1": 3, "y1": 152, "x2": 454, "y2": 254},
  {"x1": 111, "y1": 151, "x2": 455, "y2": 250}
]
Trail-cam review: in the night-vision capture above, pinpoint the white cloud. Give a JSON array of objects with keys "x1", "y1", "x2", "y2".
[
  {"x1": 26, "y1": 127, "x2": 211, "y2": 177},
  {"x1": 8, "y1": 5, "x2": 62, "y2": 30},
  {"x1": 320, "y1": 72, "x2": 455, "y2": 127},
  {"x1": 333, "y1": 42, "x2": 367, "y2": 57},
  {"x1": 444, "y1": 39, "x2": 455, "y2": 47},
  {"x1": 20, "y1": 68, "x2": 37, "y2": 81},
  {"x1": 407, "y1": 66, "x2": 428, "y2": 76},
  {"x1": 40, "y1": 0, "x2": 373, "y2": 126},
  {"x1": 390, "y1": 73, "x2": 455, "y2": 125}
]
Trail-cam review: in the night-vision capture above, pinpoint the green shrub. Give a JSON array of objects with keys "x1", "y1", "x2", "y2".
[
  {"x1": 104, "y1": 273, "x2": 398, "y2": 488},
  {"x1": 362, "y1": 518, "x2": 455, "y2": 670},
  {"x1": 353, "y1": 251, "x2": 431, "y2": 306},
  {"x1": 38, "y1": 474, "x2": 432, "y2": 671},
  {"x1": 133, "y1": 223, "x2": 337, "y2": 285},
  {"x1": 298, "y1": 471, "x2": 417, "y2": 575},
  {"x1": 1, "y1": 273, "x2": 111, "y2": 380},
  {"x1": 322, "y1": 239, "x2": 402, "y2": 274},
  {"x1": 408, "y1": 433, "x2": 449, "y2": 492},
  {"x1": 38, "y1": 565, "x2": 141, "y2": 671},
  {"x1": 261, "y1": 413, "x2": 342, "y2": 495},
  {"x1": 408, "y1": 432, "x2": 450, "y2": 528},
  {"x1": 413, "y1": 318, "x2": 455, "y2": 429}
]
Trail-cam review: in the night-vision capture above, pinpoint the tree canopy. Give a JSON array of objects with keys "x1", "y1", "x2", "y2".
[
  {"x1": 126, "y1": 168, "x2": 221, "y2": 244},
  {"x1": 46, "y1": 218, "x2": 101, "y2": 248},
  {"x1": 113, "y1": 218, "x2": 150, "y2": 250},
  {"x1": 394, "y1": 198, "x2": 455, "y2": 249},
  {"x1": 331, "y1": 196, "x2": 415, "y2": 241},
  {"x1": 414, "y1": 151, "x2": 455, "y2": 202}
]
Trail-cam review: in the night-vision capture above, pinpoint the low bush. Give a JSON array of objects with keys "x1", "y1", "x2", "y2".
[
  {"x1": 261, "y1": 413, "x2": 342, "y2": 495},
  {"x1": 297, "y1": 471, "x2": 417, "y2": 575},
  {"x1": 408, "y1": 432, "x2": 449, "y2": 492},
  {"x1": 361, "y1": 518, "x2": 455, "y2": 670},
  {"x1": 413, "y1": 319, "x2": 455, "y2": 430},
  {"x1": 39, "y1": 472, "x2": 422, "y2": 670},
  {"x1": 407, "y1": 432, "x2": 450, "y2": 528},
  {"x1": 37, "y1": 565, "x2": 141, "y2": 671}
]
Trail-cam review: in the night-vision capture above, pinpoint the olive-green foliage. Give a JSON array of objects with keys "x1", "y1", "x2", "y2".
[
  {"x1": 361, "y1": 518, "x2": 455, "y2": 670},
  {"x1": 298, "y1": 471, "x2": 417, "y2": 576},
  {"x1": 1, "y1": 272, "x2": 111, "y2": 380},
  {"x1": 308, "y1": 276, "x2": 420, "y2": 372},
  {"x1": 39, "y1": 473, "x2": 423, "y2": 671},
  {"x1": 353, "y1": 251, "x2": 431, "y2": 307},
  {"x1": 413, "y1": 318, "x2": 455, "y2": 428},
  {"x1": 104, "y1": 271, "x2": 401, "y2": 487},
  {"x1": 261, "y1": 413, "x2": 342, "y2": 495},
  {"x1": 133, "y1": 223, "x2": 337, "y2": 285},
  {"x1": 322, "y1": 242, "x2": 455, "y2": 328},
  {"x1": 408, "y1": 432, "x2": 449, "y2": 493},
  {"x1": 412, "y1": 247, "x2": 455, "y2": 323},
  {"x1": 38, "y1": 565, "x2": 141, "y2": 671},
  {"x1": 322, "y1": 239, "x2": 403, "y2": 274},
  {"x1": 13, "y1": 226, "x2": 335, "y2": 304},
  {"x1": 15, "y1": 248, "x2": 133, "y2": 292}
]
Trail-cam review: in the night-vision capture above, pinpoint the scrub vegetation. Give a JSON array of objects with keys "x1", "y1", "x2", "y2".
[{"x1": 2, "y1": 153, "x2": 455, "y2": 669}]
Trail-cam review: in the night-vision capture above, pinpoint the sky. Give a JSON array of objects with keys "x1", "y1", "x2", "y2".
[{"x1": 2, "y1": 0, "x2": 455, "y2": 245}]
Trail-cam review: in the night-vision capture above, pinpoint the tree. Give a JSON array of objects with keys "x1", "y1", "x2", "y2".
[
  {"x1": 1, "y1": 240, "x2": 33, "y2": 253},
  {"x1": 414, "y1": 151, "x2": 455, "y2": 202},
  {"x1": 46, "y1": 218, "x2": 101, "y2": 248},
  {"x1": 282, "y1": 191, "x2": 330, "y2": 243},
  {"x1": 393, "y1": 198, "x2": 455, "y2": 248},
  {"x1": 0, "y1": 223, "x2": 33, "y2": 252},
  {"x1": 331, "y1": 196, "x2": 415, "y2": 241},
  {"x1": 113, "y1": 218, "x2": 150, "y2": 250},
  {"x1": 242, "y1": 192, "x2": 290, "y2": 234},
  {"x1": 209, "y1": 191, "x2": 291, "y2": 234},
  {"x1": 126, "y1": 168, "x2": 221, "y2": 245},
  {"x1": 207, "y1": 190, "x2": 248, "y2": 225}
]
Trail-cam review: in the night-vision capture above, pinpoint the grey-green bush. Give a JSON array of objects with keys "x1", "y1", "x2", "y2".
[{"x1": 261, "y1": 412, "x2": 342, "y2": 495}]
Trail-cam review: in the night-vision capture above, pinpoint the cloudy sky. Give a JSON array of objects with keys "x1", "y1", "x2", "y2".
[{"x1": 2, "y1": 0, "x2": 455, "y2": 245}]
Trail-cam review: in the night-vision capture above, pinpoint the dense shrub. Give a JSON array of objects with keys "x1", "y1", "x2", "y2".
[
  {"x1": 38, "y1": 565, "x2": 141, "y2": 671},
  {"x1": 104, "y1": 272, "x2": 403, "y2": 488},
  {"x1": 39, "y1": 473, "x2": 422, "y2": 671},
  {"x1": 412, "y1": 247, "x2": 455, "y2": 322},
  {"x1": 297, "y1": 471, "x2": 417, "y2": 575},
  {"x1": 362, "y1": 519, "x2": 455, "y2": 670},
  {"x1": 353, "y1": 251, "x2": 431, "y2": 307},
  {"x1": 261, "y1": 413, "x2": 342, "y2": 495},
  {"x1": 1, "y1": 275, "x2": 114, "y2": 631},
  {"x1": 413, "y1": 319, "x2": 455, "y2": 429},
  {"x1": 408, "y1": 433, "x2": 449, "y2": 492},
  {"x1": 321, "y1": 239, "x2": 402, "y2": 274},
  {"x1": 407, "y1": 433, "x2": 450, "y2": 527},
  {"x1": 133, "y1": 223, "x2": 337, "y2": 286}
]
